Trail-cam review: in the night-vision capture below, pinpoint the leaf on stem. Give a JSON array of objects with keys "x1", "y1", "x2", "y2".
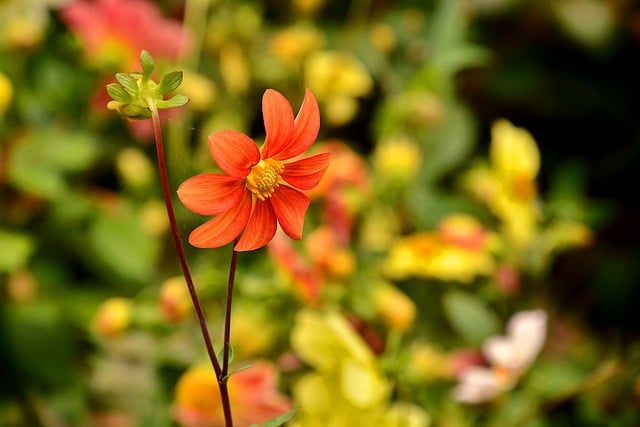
[{"x1": 250, "y1": 407, "x2": 299, "y2": 427}]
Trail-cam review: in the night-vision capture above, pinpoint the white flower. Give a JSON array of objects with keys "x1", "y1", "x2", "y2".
[
  {"x1": 452, "y1": 309, "x2": 547, "y2": 404},
  {"x1": 484, "y1": 309, "x2": 547, "y2": 373}
]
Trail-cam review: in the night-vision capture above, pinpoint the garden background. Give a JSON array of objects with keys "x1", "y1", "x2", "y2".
[{"x1": 0, "y1": 0, "x2": 639, "y2": 426}]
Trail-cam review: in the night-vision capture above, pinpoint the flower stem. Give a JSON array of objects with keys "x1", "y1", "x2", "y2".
[
  {"x1": 218, "y1": 243, "x2": 238, "y2": 426},
  {"x1": 148, "y1": 101, "x2": 234, "y2": 424}
]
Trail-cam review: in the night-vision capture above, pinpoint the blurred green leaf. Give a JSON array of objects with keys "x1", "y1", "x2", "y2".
[
  {"x1": 88, "y1": 209, "x2": 160, "y2": 282},
  {"x1": 4, "y1": 302, "x2": 76, "y2": 390},
  {"x1": 443, "y1": 290, "x2": 501, "y2": 346},
  {"x1": 7, "y1": 128, "x2": 99, "y2": 199},
  {"x1": 0, "y1": 229, "x2": 34, "y2": 272},
  {"x1": 527, "y1": 359, "x2": 593, "y2": 400},
  {"x1": 250, "y1": 407, "x2": 298, "y2": 427}
]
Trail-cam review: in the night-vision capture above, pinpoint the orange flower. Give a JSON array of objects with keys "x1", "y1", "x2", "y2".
[
  {"x1": 172, "y1": 362, "x2": 292, "y2": 427},
  {"x1": 178, "y1": 89, "x2": 331, "y2": 251}
]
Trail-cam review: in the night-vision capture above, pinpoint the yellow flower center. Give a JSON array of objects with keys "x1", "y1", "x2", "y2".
[{"x1": 246, "y1": 158, "x2": 284, "y2": 201}]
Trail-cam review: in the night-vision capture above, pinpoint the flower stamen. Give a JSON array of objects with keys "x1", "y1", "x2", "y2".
[{"x1": 246, "y1": 158, "x2": 284, "y2": 201}]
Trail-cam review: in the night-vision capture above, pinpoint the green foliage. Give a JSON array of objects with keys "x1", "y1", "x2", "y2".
[{"x1": 443, "y1": 290, "x2": 501, "y2": 346}]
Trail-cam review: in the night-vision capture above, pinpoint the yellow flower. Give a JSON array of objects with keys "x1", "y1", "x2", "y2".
[
  {"x1": 93, "y1": 297, "x2": 132, "y2": 337},
  {"x1": 305, "y1": 51, "x2": 373, "y2": 126},
  {"x1": 290, "y1": 309, "x2": 429, "y2": 427},
  {"x1": 462, "y1": 120, "x2": 542, "y2": 250},
  {"x1": 384, "y1": 214, "x2": 496, "y2": 283},
  {"x1": 158, "y1": 276, "x2": 191, "y2": 322},
  {"x1": 179, "y1": 70, "x2": 217, "y2": 112},
  {"x1": 230, "y1": 304, "x2": 276, "y2": 358},
  {"x1": 372, "y1": 282, "x2": 416, "y2": 331},
  {"x1": 373, "y1": 135, "x2": 422, "y2": 185},
  {"x1": 0, "y1": 72, "x2": 13, "y2": 115},
  {"x1": 490, "y1": 119, "x2": 540, "y2": 201},
  {"x1": 271, "y1": 24, "x2": 324, "y2": 64},
  {"x1": 116, "y1": 147, "x2": 154, "y2": 190},
  {"x1": 370, "y1": 23, "x2": 397, "y2": 54},
  {"x1": 291, "y1": 309, "x2": 376, "y2": 372}
]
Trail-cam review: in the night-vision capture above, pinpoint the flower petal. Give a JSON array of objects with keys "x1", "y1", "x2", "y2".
[
  {"x1": 209, "y1": 130, "x2": 260, "y2": 178},
  {"x1": 270, "y1": 185, "x2": 310, "y2": 240},
  {"x1": 261, "y1": 89, "x2": 294, "y2": 160},
  {"x1": 274, "y1": 88, "x2": 320, "y2": 160},
  {"x1": 234, "y1": 200, "x2": 278, "y2": 251},
  {"x1": 188, "y1": 190, "x2": 252, "y2": 248},
  {"x1": 281, "y1": 152, "x2": 331, "y2": 190},
  {"x1": 177, "y1": 174, "x2": 245, "y2": 215}
]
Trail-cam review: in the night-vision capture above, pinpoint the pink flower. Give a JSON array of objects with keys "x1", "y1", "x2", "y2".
[
  {"x1": 60, "y1": 0, "x2": 191, "y2": 70},
  {"x1": 173, "y1": 362, "x2": 292, "y2": 427},
  {"x1": 452, "y1": 309, "x2": 547, "y2": 404}
]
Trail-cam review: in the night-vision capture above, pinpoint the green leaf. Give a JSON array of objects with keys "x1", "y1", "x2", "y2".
[
  {"x1": 0, "y1": 230, "x2": 34, "y2": 272},
  {"x1": 250, "y1": 407, "x2": 299, "y2": 427},
  {"x1": 158, "y1": 71, "x2": 183, "y2": 95},
  {"x1": 115, "y1": 73, "x2": 139, "y2": 95},
  {"x1": 106, "y1": 83, "x2": 133, "y2": 102},
  {"x1": 7, "y1": 128, "x2": 100, "y2": 199},
  {"x1": 217, "y1": 345, "x2": 235, "y2": 367},
  {"x1": 156, "y1": 94, "x2": 190, "y2": 109},
  {"x1": 443, "y1": 290, "x2": 501, "y2": 346},
  {"x1": 3, "y1": 302, "x2": 76, "y2": 389},
  {"x1": 140, "y1": 50, "x2": 155, "y2": 76},
  {"x1": 88, "y1": 209, "x2": 160, "y2": 282}
]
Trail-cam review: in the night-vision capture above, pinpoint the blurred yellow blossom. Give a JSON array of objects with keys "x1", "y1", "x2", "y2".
[
  {"x1": 219, "y1": 42, "x2": 250, "y2": 95},
  {"x1": 373, "y1": 135, "x2": 423, "y2": 185},
  {"x1": 405, "y1": 343, "x2": 450, "y2": 382},
  {"x1": 291, "y1": 309, "x2": 429, "y2": 426},
  {"x1": 139, "y1": 200, "x2": 169, "y2": 237},
  {"x1": 179, "y1": 69, "x2": 217, "y2": 112},
  {"x1": 305, "y1": 51, "x2": 373, "y2": 126},
  {"x1": 462, "y1": 120, "x2": 542, "y2": 250},
  {"x1": 116, "y1": 147, "x2": 154, "y2": 190},
  {"x1": 0, "y1": 72, "x2": 13, "y2": 115},
  {"x1": 231, "y1": 304, "x2": 277, "y2": 358},
  {"x1": 93, "y1": 297, "x2": 132, "y2": 338},
  {"x1": 293, "y1": 0, "x2": 324, "y2": 15},
  {"x1": 159, "y1": 276, "x2": 191, "y2": 323},
  {"x1": 0, "y1": 0, "x2": 52, "y2": 50},
  {"x1": 359, "y1": 205, "x2": 401, "y2": 252},
  {"x1": 372, "y1": 281, "x2": 416, "y2": 331},
  {"x1": 384, "y1": 214, "x2": 497, "y2": 283},
  {"x1": 370, "y1": 23, "x2": 397, "y2": 54},
  {"x1": 490, "y1": 119, "x2": 540, "y2": 196},
  {"x1": 271, "y1": 23, "x2": 324, "y2": 64}
]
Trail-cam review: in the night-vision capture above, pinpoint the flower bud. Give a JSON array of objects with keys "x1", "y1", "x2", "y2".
[{"x1": 93, "y1": 297, "x2": 132, "y2": 338}]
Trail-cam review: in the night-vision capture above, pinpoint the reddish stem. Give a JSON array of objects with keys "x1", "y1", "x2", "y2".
[{"x1": 148, "y1": 101, "x2": 233, "y2": 426}]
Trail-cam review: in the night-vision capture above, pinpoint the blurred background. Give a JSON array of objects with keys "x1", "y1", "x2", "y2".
[{"x1": 1, "y1": 0, "x2": 639, "y2": 426}]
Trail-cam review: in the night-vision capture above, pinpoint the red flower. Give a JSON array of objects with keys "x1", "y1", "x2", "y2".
[
  {"x1": 60, "y1": 0, "x2": 191, "y2": 70},
  {"x1": 178, "y1": 89, "x2": 331, "y2": 251}
]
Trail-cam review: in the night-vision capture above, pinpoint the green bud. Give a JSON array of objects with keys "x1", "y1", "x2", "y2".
[{"x1": 106, "y1": 50, "x2": 189, "y2": 121}]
